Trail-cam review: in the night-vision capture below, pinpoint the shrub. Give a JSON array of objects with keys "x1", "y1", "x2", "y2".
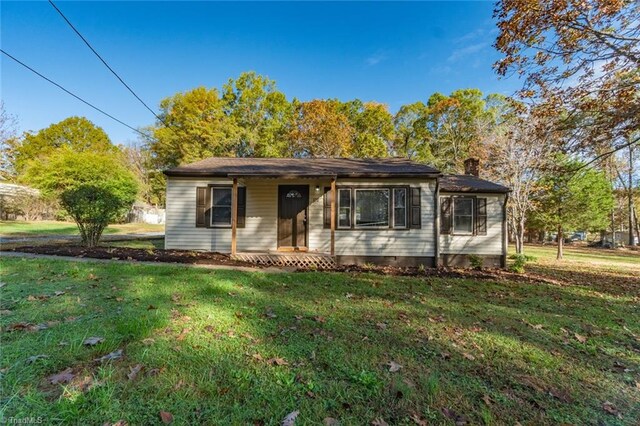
[
  {"x1": 468, "y1": 254, "x2": 484, "y2": 270},
  {"x1": 508, "y1": 254, "x2": 536, "y2": 273},
  {"x1": 61, "y1": 185, "x2": 136, "y2": 247}
]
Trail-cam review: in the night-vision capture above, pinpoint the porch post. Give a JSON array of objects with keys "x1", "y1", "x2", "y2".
[
  {"x1": 330, "y1": 177, "x2": 336, "y2": 256},
  {"x1": 231, "y1": 178, "x2": 238, "y2": 256}
]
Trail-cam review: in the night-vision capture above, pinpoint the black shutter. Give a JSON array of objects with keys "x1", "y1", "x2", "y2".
[
  {"x1": 323, "y1": 187, "x2": 332, "y2": 228},
  {"x1": 440, "y1": 196, "x2": 452, "y2": 234},
  {"x1": 475, "y1": 197, "x2": 487, "y2": 235},
  {"x1": 410, "y1": 187, "x2": 421, "y2": 228},
  {"x1": 237, "y1": 187, "x2": 246, "y2": 228},
  {"x1": 196, "y1": 187, "x2": 211, "y2": 228}
]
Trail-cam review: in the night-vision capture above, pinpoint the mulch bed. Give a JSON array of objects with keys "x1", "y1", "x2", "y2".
[
  {"x1": 3, "y1": 244, "x2": 554, "y2": 284},
  {"x1": 2, "y1": 245, "x2": 255, "y2": 267}
]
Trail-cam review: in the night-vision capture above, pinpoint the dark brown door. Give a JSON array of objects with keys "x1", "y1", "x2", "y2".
[{"x1": 278, "y1": 185, "x2": 309, "y2": 249}]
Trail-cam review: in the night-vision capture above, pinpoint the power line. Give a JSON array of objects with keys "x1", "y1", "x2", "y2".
[
  {"x1": 1, "y1": 49, "x2": 151, "y2": 139},
  {"x1": 48, "y1": 0, "x2": 171, "y2": 129}
]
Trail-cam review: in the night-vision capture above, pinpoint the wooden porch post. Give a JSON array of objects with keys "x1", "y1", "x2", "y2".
[
  {"x1": 231, "y1": 178, "x2": 238, "y2": 256},
  {"x1": 330, "y1": 177, "x2": 336, "y2": 256}
]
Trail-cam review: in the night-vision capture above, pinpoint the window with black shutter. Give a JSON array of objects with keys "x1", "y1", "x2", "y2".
[
  {"x1": 475, "y1": 197, "x2": 487, "y2": 235},
  {"x1": 323, "y1": 187, "x2": 332, "y2": 228},
  {"x1": 237, "y1": 187, "x2": 246, "y2": 228},
  {"x1": 195, "y1": 187, "x2": 211, "y2": 227},
  {"x1": 410, "y1": 187, "x2": 421, "y2": 228},
  {"x1": 440, "y1": 196, "x2": 452, "y2": 234}
]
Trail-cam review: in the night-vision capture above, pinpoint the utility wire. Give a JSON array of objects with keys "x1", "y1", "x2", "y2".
[
  {"x1": 48, "y1": 0, "x2": 171, "y2": 130},
  {"x1": 1, "y1": 49, "x2": 151, "y2": 139}
]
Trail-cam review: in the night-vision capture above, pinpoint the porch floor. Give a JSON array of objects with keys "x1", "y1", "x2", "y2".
[{"x1": 232, "y1": 251, "x2": 336, "y2": 269}]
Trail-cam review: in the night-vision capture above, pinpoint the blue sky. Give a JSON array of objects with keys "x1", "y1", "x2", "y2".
[{"x1": 1, "y1": 1, "x2": 522, "y2": 144}]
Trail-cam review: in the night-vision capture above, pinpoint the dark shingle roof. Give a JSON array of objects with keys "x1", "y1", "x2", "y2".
[
  {"x1": 440, "y1": 174, "x2": 510, "y2": 193},
  {"x1": 164, "y1": 157, "x2": 440, "y2": 178}
]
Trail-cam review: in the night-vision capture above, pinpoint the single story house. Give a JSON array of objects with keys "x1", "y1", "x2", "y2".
[{"x1": 163, "y1": 157, "x2": 509, "y2": 268}]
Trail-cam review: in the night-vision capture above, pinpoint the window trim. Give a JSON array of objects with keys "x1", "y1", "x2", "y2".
[
  {"x1": 452, "y1": 195, "x2": 474, "y2": 236},
  {"x1": 337, "y1": 188, "x2": 352, "y2": 229},
  {"x1": 334, "y1": 185, "x2": 412, "y2": 231},
  {"x1": 210, "y1": 185, "x2": 233, "y2": 228},
  {"x1": 392, "y1": 187, "x2": 408, "y2": 229}
]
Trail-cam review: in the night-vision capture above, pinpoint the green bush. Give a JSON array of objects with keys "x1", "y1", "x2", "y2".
[
  {"x1": 468, "y1": 254, "x2": 484, "y2": 269},
  {"x1": 508, "y1": 253, "x2": 536, "y2": 273},
  {"x1": 61, "y1": 185, "x2": 136, "y2": 247}
]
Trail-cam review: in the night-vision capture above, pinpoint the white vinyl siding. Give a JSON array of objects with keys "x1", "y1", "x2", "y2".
[
  {"x1": 439, "y1": 193, "x2": 505, "y2": 255},
  {"x1": 165, "y1": 177, "x2": 437, "y2": 257}
]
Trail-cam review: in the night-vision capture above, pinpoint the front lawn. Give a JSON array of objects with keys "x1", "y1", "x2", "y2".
[
  {"x1": 0, "y1": 221, "x2": 164, "y2": 237},
  {"x1": 0, "y1": 253, "x2": 638, "y2": 425}
]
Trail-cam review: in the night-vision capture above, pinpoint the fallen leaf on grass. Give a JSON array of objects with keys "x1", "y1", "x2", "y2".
[
  {"x1": 252, "y1": 353, "x2": 264, "y2": 361},
  {"x1": 548, "y1": 387, "x2": 573, "y2": 403},
  {"x1": 142, "y1": 338, "x2": 155, "y2": 346},
  {"x1": 159, "y1": 411, "x2": 173, "y2": 424},
  {"x1": 54, "y1": 291, "x2": 66, "y2": 296},
  {"x1": 102, "y1": 421, "x2": 127, "y2": 426},
  {"x1": 281, "y1": 410, "x2": 299, "y2": 426},
  {"x1": 264, "y1": 308, "x2": 277, "y2": 319},
  {"x1": 6, "y1": 322, "x2": 47, "y2": 332},
  {"x1": 375, "y1": 322, "x2": 387, "y2": 330},
  {"x1": 314, "y1": 316, "x2": 326, "y2": 323},
  {"x1": 83, "y1": 337, "x2": 105, "y2": 346},
  {"x1": 574, "y1": 333, "x2": 587, "y2": 343},
  {"x1": 94, "y1": 349, "x2": 123, "y2": 363},
  {"x1": 26, "y1": 354, "x2": 49, "y2": 364},
  {"x1": 602, "y1": 401, "x2": 619, "y2": 416},
  {"x1": 441, "y1": 408, "x2": 467, "y2": 425},
  {"x1": 482, "y1": 395, "x2": 492, "y2": 405},
  {"x1": 127, "y1": 364, "x2": 143, "y2": 380},
  {"x1": 115, "y1": 297, "x2": 124, "y2": 302},
  {"x1": 268, "y1": 357, "x2": 289, "y2": 366},
  {"x1": 27, "y1": 294, "x2": 50, "y2": 301},
  {"x1": 0, "y1": 310, "x2": 12, "y2": 315},
  {"x1": 387, "y1": 361, "x2": 402, "y2": 372},
  {"x1": 371, "y1": 418, "x2": 388, "y2": 426},
  {"x1": 323, "y1": 418, "x2": 339, "y2": 426},
  {"x1": 48, "y1": 368, "x2": 75, "y2": 384},
  {"x1": 462, "y1": 352, "x2": 476, "y2": 361},
  {"x1": 409, "y1": 413, "x2": 427, "y2": 426}
]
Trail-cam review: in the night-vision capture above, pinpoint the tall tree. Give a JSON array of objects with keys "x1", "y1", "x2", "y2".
[
  {"x1": 534, "y1": 156, "x2": 614, "y2": 259},
  {"x1": 423, "y1": 89, "x2": 497, "y2": 172},
  {"x1": 392, "y1": 101, "x2": 427, "y2": 159},
  {"x1": 494, "y1": 0, "x2": 640, "y2": 158},
  {"x1": 148, "y1": 87, "x2": 238, "y2": 169},
  {"x1": 222, "y1": 72, "x2": 292, "y2": 157},
  {"x1": 483, "y1": 116, "x2": 552, "y2": 253},
  {"x1": 288, "y1": 100, "x2": 353, "y2": 157},
  {"x1": 339, "y1": 100, "x2": 393, "y2": 158},
  {"x1": 0, "y1": 102, "x2": 19, "y2": 181},
  {"x1": 13, "y1": 116, "x2": 116, "y2": 176}
]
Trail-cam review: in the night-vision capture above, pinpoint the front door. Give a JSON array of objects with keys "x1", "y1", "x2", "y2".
[{"x1": 278, "y1": 185, "x2": 309, "y2": 250}]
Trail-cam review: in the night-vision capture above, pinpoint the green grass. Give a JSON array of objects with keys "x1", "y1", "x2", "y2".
[
  {"x1": 0, "y1": 221, "x2": 164, "y2": 237},
  {"x1": 1, "y1": 250, "x2": 638, "y2": 425},
  {"x1": 518, "y1": 243, "x2": 640, "y2": 266}
]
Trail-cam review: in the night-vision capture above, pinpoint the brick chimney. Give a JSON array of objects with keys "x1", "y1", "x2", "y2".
[{"x1": 464, "y1": 158, "x2": 480, "y2": 177}]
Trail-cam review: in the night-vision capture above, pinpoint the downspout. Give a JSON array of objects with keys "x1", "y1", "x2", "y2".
[
  {"x1": 434, "y1": 176, "x2": 440, "y2": 267},
  {"x1": 501, "y1": 193, "x2": 509, "y2": 268}
]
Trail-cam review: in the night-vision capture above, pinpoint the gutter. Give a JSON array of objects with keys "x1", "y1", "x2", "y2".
[
  {"x1": 501, "y1": 193, "x2": 509, "y2": 268},
  {"x1": 434, "y1": 176, "x2": 440, "y2": 267}
]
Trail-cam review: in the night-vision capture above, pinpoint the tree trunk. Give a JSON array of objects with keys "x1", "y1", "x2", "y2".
[
  {"x1": 556, "y1": 224, "x2": 563, "y2": 260},
  {"x1": 628, "y1": 145, "x2": 636, "y2": 246},
  {"x1": 611, "y1": 211, "x2": 616, "y2": 247},
  {"x1": 516, "y1": 218, "x2": 525, "y2": 254}
]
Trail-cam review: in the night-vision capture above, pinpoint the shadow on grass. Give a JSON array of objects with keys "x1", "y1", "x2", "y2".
[{"x1": 1, "y1": 259, "x2": 638, "y2": 425}]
